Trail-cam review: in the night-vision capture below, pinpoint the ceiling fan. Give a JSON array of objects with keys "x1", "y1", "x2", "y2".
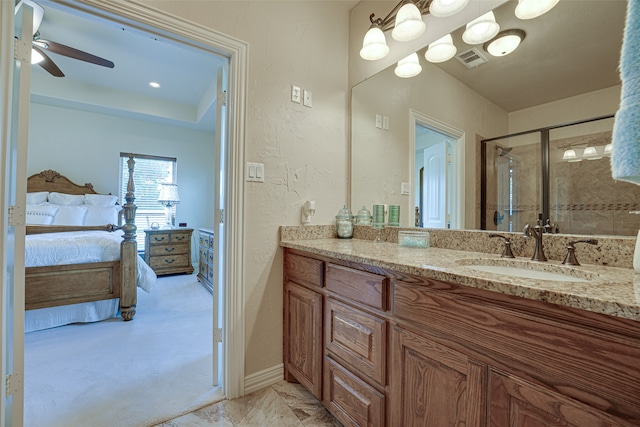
[{"x1": 15, "y1": 0, "x2": 115, "y2": 78}]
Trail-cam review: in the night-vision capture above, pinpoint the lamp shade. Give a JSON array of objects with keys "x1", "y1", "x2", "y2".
[
  {"x1": 515, "y1": 0, "x2": 559, "y2": 20},
  {"x1": 158, "y1": 183, "x2": 180, "y2": 205},
  {"x1": 394, "y1": 52, "x2": 422, "y2": 78},
  {"x1": 391, "y1": 2, "x2": 426, "y2": 42},
  {"x1": 604, "y1": 143, "x2": 613, "y2": 156},
  {"x1": 484, "y1": 29, "x2": 525, "y2": 57},
  {"x1": 462, "y1": 11, "x2": 500, "y2": 45},
  {"x1": 425, "y1": 34, "x2": 457, "y2": 63},
  {"x1": 562, "y1": 149, "x2": 581, "y2": 162},
  {"x1": 429, "y1": 0, "x2": 470, "y2": 18},
  {"x1": 360, "y1": 26, "x2": 390, "y2": 60}
]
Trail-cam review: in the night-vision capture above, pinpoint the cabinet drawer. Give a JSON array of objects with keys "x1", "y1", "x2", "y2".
[
  {"x1": 325, "y1": 298, "x2": 386, "y2": 386},
  {"x1": 207, "y1": 264, "x2": 214, "y2": 283},
  {"x1": 149, "y1": 254, "x2": 190, "y2": 269},
  {"x1": 150, "y1": 243, "x2": 189, "y2": 257},
  {"x1": 208, "y1": 248, "x2": 214, "y2": 264},
  {"x1": 285, "y1": 252, "x2": 324, "y2": 288},
  {"x1": 326, "y1": 263, "x2": 388, "y2": 311},
  {"x1": 323, "y1": 357, "x2": 385, "y2": 427},
  {"x1": 199, "y1": 261, "x2": 208, "y2": 277},
  {"x1": 170, "y1": 232, "x2": 191, "y2": 243},
  {"x1": 199, "y1": 233, "x2": 210, "y2": 247},
  {"x1": 149, "y1": 233, "x2": 170, "y2": 244}
]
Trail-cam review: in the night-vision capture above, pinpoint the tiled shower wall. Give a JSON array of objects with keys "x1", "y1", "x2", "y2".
[{"x1": 485, "y1": 130, "x2": 640, "y2": 237}]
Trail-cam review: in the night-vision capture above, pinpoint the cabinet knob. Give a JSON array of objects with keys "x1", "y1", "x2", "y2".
[
  {"x1": 165, "y1": 247, "x2": 175, "y2": 253},
  {"x1": 154, "y1": 236, "x2": 165, "y2": 242},
  {"x1": 164, "y1": 258, "x2": 175, "y2": 264}
]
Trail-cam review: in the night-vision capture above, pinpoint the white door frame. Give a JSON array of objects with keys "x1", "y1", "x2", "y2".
[
  {"x1": 28, "y1": 0, "x2": 247, "y2": 400},
  {"x1": 409, "y1": 109, "x2": 465, "y2": 229}
]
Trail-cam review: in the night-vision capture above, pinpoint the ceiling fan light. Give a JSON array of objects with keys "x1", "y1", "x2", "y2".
[
  {"x1": 392, "y1": 3, "x2": 427, "y2": 42},
  {"x1": 425, "y1": 34, "x2": 457, "y2": 63},
  {"x1": 429, "y1": 0, "x2": 470, "y2": 18},
  {"x1": 360, "y1": 26, "x2": 390, "y2": 61},
  {"x1": 394, "y1": 52, "x2": 422, "y2": 78},
  {"x1": 484, "y1": 29, "x2": 525, "y2": 57},
  {"x1": 515, "y1": 0, "x2": 559, "y2": 20},
  {"x1": 31, "y1": 48, "x2": 44, "y2": 64},
  {"x1": 462, "y1": 11, "x2": 500, "y2": 45}
]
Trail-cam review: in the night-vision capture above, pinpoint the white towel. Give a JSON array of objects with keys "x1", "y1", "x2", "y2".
[{"x1": 612, "y1": 0, "x2": 640, "y2": 184}]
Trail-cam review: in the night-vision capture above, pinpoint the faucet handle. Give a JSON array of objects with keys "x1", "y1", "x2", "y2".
[
  {"x1": 489, "y1": 233, "x2": 516, "y2": 258},
  {"x1": 562, "y1": 239, "x2": 598, "y2": 266},
  {"x1": 523, "y1": 224, "x2": 531, "y2": 238}
]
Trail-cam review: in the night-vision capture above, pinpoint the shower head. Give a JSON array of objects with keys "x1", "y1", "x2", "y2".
[{"x1": 496, "y1": 146, "x2": 513, "y2": 156}]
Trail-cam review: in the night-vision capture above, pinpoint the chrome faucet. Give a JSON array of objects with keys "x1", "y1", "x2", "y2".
[{"x1": 523, "y1": 215, "x2": 547, "y2": 261}]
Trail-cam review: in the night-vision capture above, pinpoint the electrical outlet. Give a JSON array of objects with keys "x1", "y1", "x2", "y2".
[
  {"x1": 291, "y1": 85, "x2": 301, "y2": 103},
  {"x1": 401, "y1": 182, "x2": 410, "y2": 195},
  {"x1": 383, "y1": 115, "x2": 390, "y2": 130}
]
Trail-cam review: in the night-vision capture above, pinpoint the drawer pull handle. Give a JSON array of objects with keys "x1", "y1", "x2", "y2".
[
  {"x1": 154, "y1": 237, "x2": 166, "y2": 242},
  {"x1": 165, "y1": 247, "x2": 175, "y2": 253},
  {"x1": 175, "y1": 236, "x2": 185, "y2": 241},
  {"x1": 164, "y1": 259, "x2": 176, "y2": 264}
]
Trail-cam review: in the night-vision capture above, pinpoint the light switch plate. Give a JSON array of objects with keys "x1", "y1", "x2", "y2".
[
  {"x1": 246, "y1": 162, "x2": 265, "y2": 182},
  {"x1": 291, "y1": 85, "x2": 301, "y2": 103},
  {"x1": 401, "y1": 182, "x2": 410, "y2": 195},
  {"x1": 375, "y1": 114, "x2": 382, "y2": 129},
  {"x1": 303, "y1": 90, "x2": 312, "y2": 107}
]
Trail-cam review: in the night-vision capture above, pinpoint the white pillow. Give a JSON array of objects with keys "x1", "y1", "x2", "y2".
[
  {"x1": 26, "y1": 192, "x2": 49, "y2": 205},
  {"x1": 84, "y1": 194, "x2": 118, "y2": 206},
  {"x1": 48, "y1": 192, "x2": 85, "y2": 206},
  {"x1": 83, "y1": 205, "x2": 121, "y2": 226},
  {"x1": 51, "y1": 205, "x2": 88, "y2": 226},
  {"x1": 25, "y1": 204, "x2": 59, "y2": 225}
]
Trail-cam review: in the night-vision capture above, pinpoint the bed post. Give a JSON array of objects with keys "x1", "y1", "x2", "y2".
[{"x1": 120, "y1": 153, "x2": 137, "y2": 321}]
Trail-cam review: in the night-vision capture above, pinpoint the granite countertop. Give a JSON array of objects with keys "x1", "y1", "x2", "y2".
[{"x1": 280, "y1": 238, "x2": 640, "y2": 322}]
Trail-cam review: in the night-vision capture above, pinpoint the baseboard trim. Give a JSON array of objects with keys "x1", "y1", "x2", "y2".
[{"x1": 244, "y1": 363, "x2": 284, "y2": 395}]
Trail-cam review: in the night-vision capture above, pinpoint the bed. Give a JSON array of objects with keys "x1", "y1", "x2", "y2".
[{"x1": 24, "y1": 154, "x2": 156, "y2": 332}]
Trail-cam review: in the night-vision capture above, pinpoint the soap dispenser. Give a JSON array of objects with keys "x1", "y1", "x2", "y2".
[{"x1": 336, "y1": 205, "x2": 354, "y2": 239}]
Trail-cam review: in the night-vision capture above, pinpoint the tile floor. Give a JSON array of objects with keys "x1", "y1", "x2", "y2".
[{"x1": 154, "y1": 381, "x2": 343, "y2": 427}]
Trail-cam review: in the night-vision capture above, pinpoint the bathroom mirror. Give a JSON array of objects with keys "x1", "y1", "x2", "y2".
[{"x1": 350, "y1": 0, "x2": 629, "y2": 234}]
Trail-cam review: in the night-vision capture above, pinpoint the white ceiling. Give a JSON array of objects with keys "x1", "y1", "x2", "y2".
[{"x1": 25, "y1": 0, "x2": 227, "y2": 132}]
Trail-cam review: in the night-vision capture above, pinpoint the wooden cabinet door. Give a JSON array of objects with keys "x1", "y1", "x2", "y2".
[
  {"x1": 389, "y1": 327, "x2": 486, "y2": 427},
  {"x1": 488, "y1": 369, "x2": 636, "y2": 427},
  {"x1": 284, "y1": 281, "x2": 323, "y2": 399}
]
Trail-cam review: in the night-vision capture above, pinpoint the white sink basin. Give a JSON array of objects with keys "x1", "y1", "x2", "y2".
[
  {"x1": 455, "y1": 258, "x2": 599, "y2": 283},
  {"x1": 463, "y1": 265, "x2": 589, "y2": 282}
]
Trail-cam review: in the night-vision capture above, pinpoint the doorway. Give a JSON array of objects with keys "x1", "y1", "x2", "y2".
[
  {"x1": 410, "y1": 110, "x2": 465, "y2": 229},
  {"x1": 3, "y1": 1, "x2": 248, "y2": 424}
]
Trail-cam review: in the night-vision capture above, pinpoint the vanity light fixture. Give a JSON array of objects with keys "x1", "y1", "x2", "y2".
[
  {"x1": 604, "y1": 143, "x2": 613, "y2": 156},
  {"x1": 395, "y1": 52, "x2": 422, "y2": 78},
  {"x1": 429, "y1": 0, "x2": 470, "y2": 18},
  {"x1": 425, "y1": 33, "x2": 457, "y2": 63},
  {"x1": 483, "y1": 29, "x2": 526, "y2": 57},
  {"x1": 360, "y1": 24, "x2": 390, "y2": 60},
  {"x1": 562, "y1": 149, "x2": 581, "y2": 162},
  {"x1": 462, "y1": 11, "x2": 500, "y2": 45},
  {"x1": 583, "y1": 146, "x2": 603, "y2": 160},
  {"x1": 392, "y1": 2, "x2": 427, "y2": 42},
  {"x1": 515, "y1": 0, "x2": 559, "y2": 20}
]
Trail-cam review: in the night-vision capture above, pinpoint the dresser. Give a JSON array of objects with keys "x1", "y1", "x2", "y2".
[
  {"x1": 144, "y1": 228, "x2": 194, "y2": 276},
  {"x1": 197, "y1": 228, "x2": 215, "y2": 292}
]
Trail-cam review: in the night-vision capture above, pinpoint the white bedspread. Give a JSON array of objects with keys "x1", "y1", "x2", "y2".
[
  {"x1": 25, "y1": 230, "x2": 157, "y2": 332},
  {"x1": 25, "y1": 230, "x2": 155, "y2": 292}
]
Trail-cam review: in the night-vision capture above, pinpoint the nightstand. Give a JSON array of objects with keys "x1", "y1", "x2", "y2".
[{"x1": 144, "y1": 228, "x2": 194, "y2": 276}]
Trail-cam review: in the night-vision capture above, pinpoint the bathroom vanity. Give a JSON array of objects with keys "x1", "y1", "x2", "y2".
[{"x1": 282, "y1": 236, "x2": 640, "y2": 427}]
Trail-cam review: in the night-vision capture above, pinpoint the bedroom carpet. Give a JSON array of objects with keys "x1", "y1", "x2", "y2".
[{"x1": 24, "y1": 272, "x2": 223, "y2": 427}]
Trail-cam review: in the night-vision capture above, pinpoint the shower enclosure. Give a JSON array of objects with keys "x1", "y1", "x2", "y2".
[{"x1": 481, "y1": 114, "x2": 640, "y2": 236}]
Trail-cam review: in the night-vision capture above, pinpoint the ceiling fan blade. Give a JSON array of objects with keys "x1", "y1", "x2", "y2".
[
  {"x1": 36, "y1": 39, "x2": 114, "y2": 69},
  {"x1": 32, "y1": 45, "x2": 64, "y2": 77}
]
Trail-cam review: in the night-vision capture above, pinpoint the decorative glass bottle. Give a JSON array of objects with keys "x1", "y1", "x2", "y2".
[
  {"x1": 335, "y1": 205, "x2": 354, "y2": 239},
  {"x1": 355, "y1": 206, "x2": 372, "y2": 225}
]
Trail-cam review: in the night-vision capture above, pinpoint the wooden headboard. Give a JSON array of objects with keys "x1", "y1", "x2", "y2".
[{"x1": 27, "y1": 170, "x2": 99, "y2": 195}]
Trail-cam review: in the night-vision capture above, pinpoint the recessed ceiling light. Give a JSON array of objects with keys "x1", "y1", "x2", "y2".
[{"x1": 149, "y1": 82, "x2": 160, "y2": 89}]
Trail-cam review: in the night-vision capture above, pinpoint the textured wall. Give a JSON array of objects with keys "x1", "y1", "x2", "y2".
[{"x1": 143, "y1": 1, "x2": 351, "y2": 376}]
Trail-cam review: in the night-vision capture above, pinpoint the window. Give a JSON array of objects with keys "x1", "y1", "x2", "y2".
[{"x1": 119, "y1": 153, "x2": 177, "y2": 250}]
